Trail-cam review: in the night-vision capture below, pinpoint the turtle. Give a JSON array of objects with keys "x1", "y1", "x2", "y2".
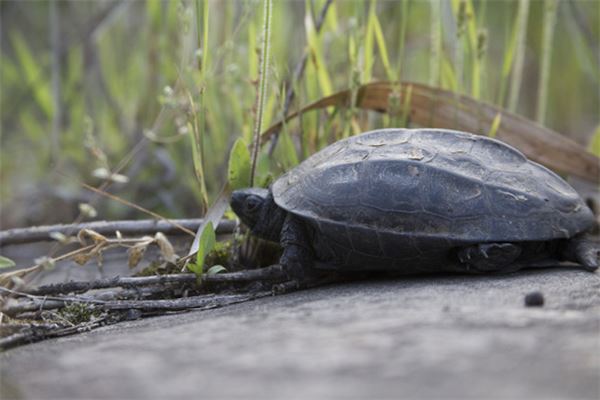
[{"x1": 231, "y1": 128, "x2": 599, "y2": 290}]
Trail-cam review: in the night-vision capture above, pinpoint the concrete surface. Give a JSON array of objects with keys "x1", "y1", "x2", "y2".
[{"x1": 1, "y1": 268, "x2": 599, "y2": 399}]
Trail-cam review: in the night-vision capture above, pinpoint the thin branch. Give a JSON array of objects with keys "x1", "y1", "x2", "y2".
[
  {"x1": 0, "y1": 318, "x2": 111, "y2": 351},
  {"x1": 0, "y1": 290, "x2": 270, "y2": 350},
  {"x1": 0, "y1": 218, "x2": 237, "y2": 246},
  {"x1": 81, "y1": 183, "x2": 198, "y2": 236},
  {"x1": 24, "y1": 265, "x2": 285, "y2": 296},
  {"x1": 25, "y1": 275, "x2": 197, "y2": 296},
  {"x1": 2, "y1": 291, "x2": 269, "y2": 316}
]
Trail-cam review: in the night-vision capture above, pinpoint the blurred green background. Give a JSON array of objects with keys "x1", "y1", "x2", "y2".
[{"x1": 1, "y1": 0, "x2": 598, "y2": 229}]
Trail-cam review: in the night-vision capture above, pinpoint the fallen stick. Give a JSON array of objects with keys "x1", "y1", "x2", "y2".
[
  {"x1": 2, "y1": 287, "x2": 271, "y2": 316},
  {"x1": 25, "y1": 265, "x2": 286, "y2": 296},
  {"x1": 0, "y1": 218, "x2": 237, "y2": 246},
  {"x1": 0, "y1": 319, "x2": 110, "y2": 351},
  {"x1": 0, "y1": 290, "x2": 270, "y2": 350}
]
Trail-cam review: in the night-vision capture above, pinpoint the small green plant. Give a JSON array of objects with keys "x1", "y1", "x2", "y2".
[
  {"x1": 188, "y1": 222, "x2": 216, "y2": 277},
  {"x1": 56, "y1": 303, "x2": 103, "y2": 326},
  {"x1": 0, "y1": 256, "x2": 16, "y2": 269}
]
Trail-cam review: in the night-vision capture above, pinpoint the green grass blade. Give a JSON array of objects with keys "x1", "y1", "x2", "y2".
[
  {"x1": 363, "y1": 0, "x2": 376, "y2": 82},
  {"x1": 487, "y1": 112, "x2": 502, "y2": 138},
  {"x1": 508, "y1": 0, "x2": 530, "y2": 113},
  {"x1": 464, "y1": 0, "x2": 481, "y2": 99},
  {"x1": 11, "y1": 33, "x2": 53, "y2": 118},
  {"x1": 202, "y1": 0, "x2": 210, "y2": 74},
  {"x1": 397, "y1": 0, "x2": 410, "y2": 79},
  {"x1": 588, "y1": 125, "x2": 600, "y2": 158},
  {"x1": 250, "y1": 0, "x2": 273, "y2": 186},
  {"x1": 372, "y1": 4, "x2": 395, "y2": 81},
  {"x1": 452, "y1": 0, "x2": 466, "y2": 93},
  {"x1": 305, "y1": 0, "x2": 333, "y2": 95},
  {"x1": 187, "y1": 97, "x2": 209, "y2": 212},
  {"x1": 535, "y1": 0, "x2": 558, "y2": 125},
  {"x1": 228, "y1": 138, "x2": 251, "y2": 190},
  {"x1": 189, "y1": 221, "x2": 216, "y2": 277},
  {"x1": 441, "y1": 55, "x2": 458, "y2": 91},
  {"x1": 401, "y1": 84, "x2": 413, "y2": 127},
  {"x1": 429, "y1": 0, "x2": 442, "y2": 88}
]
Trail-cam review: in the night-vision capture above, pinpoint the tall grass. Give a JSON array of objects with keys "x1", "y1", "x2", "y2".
[{"x1": 1, "y1": 0, "x2": 598, "y2": 227}]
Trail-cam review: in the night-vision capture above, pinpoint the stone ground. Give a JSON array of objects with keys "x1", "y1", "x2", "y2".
[{"x1": 1, "y1": 268, "x2": 599, "y2": 399}]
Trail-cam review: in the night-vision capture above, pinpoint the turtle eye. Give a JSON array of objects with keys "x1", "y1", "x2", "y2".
[{"x1": 245, "y1": 196, "x2": 262, "y2": 213}]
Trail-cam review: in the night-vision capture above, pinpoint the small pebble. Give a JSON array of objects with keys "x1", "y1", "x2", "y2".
[{"x1": 524, "y1": 291, "x2": 544, "y2": 307}]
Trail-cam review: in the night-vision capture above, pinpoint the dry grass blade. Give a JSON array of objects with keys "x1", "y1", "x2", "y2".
[{"x1": 261, "y1": 81, "x2": 600, "y2": 183}]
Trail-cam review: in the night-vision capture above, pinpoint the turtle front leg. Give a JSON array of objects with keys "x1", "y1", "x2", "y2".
[
  {"x1": 275, "y1": 214, "x2": 328, "y2": 293},
  {"x1": 561, "y1": 236, "x2": 599, "y2": 271}
]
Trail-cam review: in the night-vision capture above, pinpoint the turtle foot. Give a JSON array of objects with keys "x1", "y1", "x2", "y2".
[
  {"x1": 457, "y1": 243, "x2": 522, "y2": 272},
  {"x1": 562, "y1": 236, "x2": 599, "y2": 272}
]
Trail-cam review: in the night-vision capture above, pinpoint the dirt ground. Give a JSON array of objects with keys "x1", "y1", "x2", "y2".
[{"x1": 1, "y1": 268, "x2": 599, "y2": 399}]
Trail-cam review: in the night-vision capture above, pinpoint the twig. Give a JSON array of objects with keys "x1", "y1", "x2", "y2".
[
  {"x1": 24, "y1": 275, "x2": 193, "y2": 296},
  {"x1": 2, "y1": 291, "x2": 269, "y2": 317},
  {"x1": 99, "y1": 292, "x2": 269, "y2": 311},
  {"x1": 0, "y1": 290, "x2": 270, "y2": 350},
  {"x1": 2, "y1": 298, "x2": 69, "y2": 315},
  {"x1": 0, "y1": 318, "x2": 110, "y2": 351},
  {"x1": 25, "y1": 265, "x2": 285, "y2": 296},
  {"x1": 0, "y1": 218, "x2": 237, "y2": 246},
  {"x1": 81, "y1": 183, "x2": 198, "y2": 237},
  {"x1": 267, "y1": 0, "x2": 333, "y2": 156}
]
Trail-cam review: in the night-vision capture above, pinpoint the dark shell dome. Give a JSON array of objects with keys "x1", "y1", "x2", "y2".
[{"x1": 272, "y1": 129, "x2": 594, "y2": 242}]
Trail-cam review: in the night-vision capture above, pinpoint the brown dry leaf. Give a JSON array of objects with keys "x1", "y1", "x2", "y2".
[
  {"x1": 154, "y1": 232, "x2": 178, "y2": 264},
  {"x1": 77, "y1": 229, "x2": 108, "y2": 246},
  {"x1": 262, "y1": 81, "x2": 600, "y2": 183},
  {"x1": 128, "y1": 243, "x2": 148, "y2": 269},
  {"x1": 73, "y1": 252, "x2": 94, "y2": 266}
]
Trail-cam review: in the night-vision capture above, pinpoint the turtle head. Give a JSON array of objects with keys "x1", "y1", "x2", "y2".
[
  {"x1": 231, "y1": 188, "x2": 269, "y2": 230},
  {"x1": 231, "y1": 188, "x2": 285, "y2": 242}
]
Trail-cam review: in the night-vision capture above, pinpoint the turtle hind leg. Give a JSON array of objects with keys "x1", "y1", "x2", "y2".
[
  {"x1": 561, "y1": 236, "x2": 599, "y2": 271},
  {"x1": 457, "y1": 243, "x2": 522, "y2": 272}
]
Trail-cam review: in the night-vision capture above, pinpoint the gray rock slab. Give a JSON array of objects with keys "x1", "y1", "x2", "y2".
[{"x1": 1, "y1": 269, "x2": 599, "y2": 399}]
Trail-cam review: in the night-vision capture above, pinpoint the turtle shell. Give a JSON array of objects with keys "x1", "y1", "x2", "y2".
[{"x1": 272, "y1": 129, "x2": 594, "y2": 244}]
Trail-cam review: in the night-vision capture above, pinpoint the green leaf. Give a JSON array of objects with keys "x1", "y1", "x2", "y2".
[
  {"x1": 188, "y1": 222, "x2": 216, "y2": 277},
  {"x1": 228, "y1": 138, "x2": 252, "y2": 190},
  {"x1": 0, "y1": 256, "x2": 16, "y2": 269},
  {"x1": 207, "y1": 265, "x2": 227, "y2": 275}
]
